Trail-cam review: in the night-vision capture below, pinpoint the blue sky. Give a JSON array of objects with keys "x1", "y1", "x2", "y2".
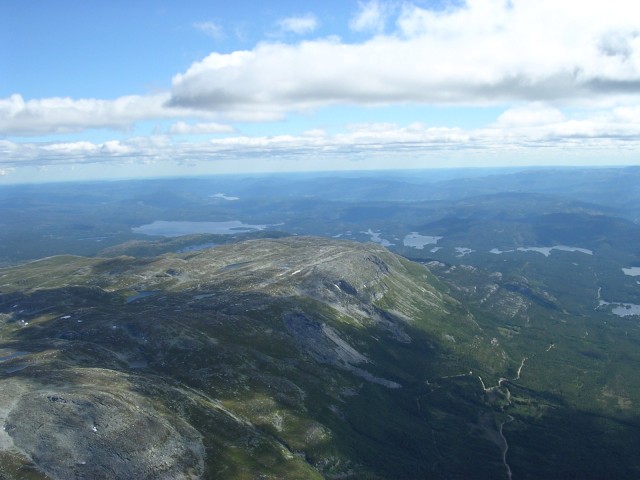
[{"x1": 1, "y1": 0, "x2": 640, "y2": 183}]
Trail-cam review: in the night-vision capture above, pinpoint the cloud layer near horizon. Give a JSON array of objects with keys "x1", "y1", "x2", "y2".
[{"x1": 3, "y1": 103, "x2": 640, "y2": 169}]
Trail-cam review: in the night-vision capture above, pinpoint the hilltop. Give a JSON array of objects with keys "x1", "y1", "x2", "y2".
[
  {"x1": 0, "y1": 237, "x2": 513, "y2": 479},
  {"x1": 0, "y1": 236, "x2": 639, "y2": 479}
]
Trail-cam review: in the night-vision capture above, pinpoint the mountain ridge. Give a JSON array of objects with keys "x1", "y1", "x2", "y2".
[
  {"x1": 2, "y1": 235, "x2": 640, "y2": 479},
  {"x1": 0, "y1": 236, "x2": 513, "y2": 479}
]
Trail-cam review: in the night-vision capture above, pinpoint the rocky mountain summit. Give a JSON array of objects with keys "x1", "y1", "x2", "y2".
[
  {"x1": 0, "y1": 237, "x2": 504, "y2": 479},
  {"x1": 2, "y1": 236, "x2": 637, "y2": 479}
]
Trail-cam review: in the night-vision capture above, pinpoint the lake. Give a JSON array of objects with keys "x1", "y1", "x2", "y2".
[
  {"x1": 611, "y1": 303, "x2": 640, "y2": 317},
  {"x1": 132, "y1": 220, "x2": 267, "y2": 237},
  {"x1": 599, "y1": 299, "x2": 640, "y2": 317},
  {"x1": 403, "y1": 232, "x2": 442, "y2": 249},
  {"x1": 211, "y1": 193, "x2": 239, "y2": 201},
  {"x1": 361, "y1": 229, "x2": 394, "y2": 247},
  {"x1": 622, "y1": 267, "x2": 640, "y2": 277},
  {"x1": 490, "y1": 245, "x2": 593, "y2": 257}
]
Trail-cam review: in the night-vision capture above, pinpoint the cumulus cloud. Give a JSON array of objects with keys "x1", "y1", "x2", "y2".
[
  {"x1": 168, "y1": 121, "x2": 235, "y2": 135},
  {"x1": 612, "y1": 105, "x2": 640, "y2": 123},
  {"x1": 5, "y1": 0, "x2": 640, "y2": 147},
  {"x1": 496, "y1": 104, "x2": 566, "y2": 127},
  {"x1": 277, "y1": 14, "x2": 318, "y2": 35},
  {"x1": 41, "y1": 141, "x2": 100, "y2": 154},
  {"x1": 0, "y1": 93, "x2": 217, "y2": 136},
  {"x1": 485, "y1": 102, "x2": 640, "y2": 145},
  {"x1": 170, "y1": 0, "x2": 640, "y2": 113},
  {"x1": 101, "y1": 140, "x2": 133, "y2": 154}
]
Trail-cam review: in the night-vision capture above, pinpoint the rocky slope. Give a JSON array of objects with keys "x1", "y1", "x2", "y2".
[{"x1": 0, "y1": 236, "x2": 619, "y2": 479}]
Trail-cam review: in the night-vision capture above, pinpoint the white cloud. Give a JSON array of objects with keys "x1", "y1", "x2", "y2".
[
  {"x1": 5, "y1": 0, "x2": 640, "y2": 149},
  {"x1": 278, "y1": 14, "x2": 318, "y2": 35},
  {"x1": 170, "y1": 0, "x2": 640, "y2": 113},
  {"x1": 168, "y1": 121, "x2": 235, "y2": 135},
  {"x1": 42, "y1": 141, "x2": 99, "y2": 154},
  {"x1": 101, "y1": 140, "x2": 133, "y2": 154},
  {"x1": 486, "y1": 102, "x2": 640, "y2": 145},
  {"x1": 0, "y1": 93, "x2": 216, "y2": 136},
  {"x1": 496, "y1": 104, "x2": 565, "y2": 127},
  {"x1": 612, "y1": 105, "x2": 640, "y2": 123},
  {"x1": 4, "y1": 104, "x2": 640, "y2": 171},
  {"x1": 350, "y1": 1, "x2": 392, "y2": 33},
  {"x1": 194, "y1": 21, "x2": 225, "y2": 39}
]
